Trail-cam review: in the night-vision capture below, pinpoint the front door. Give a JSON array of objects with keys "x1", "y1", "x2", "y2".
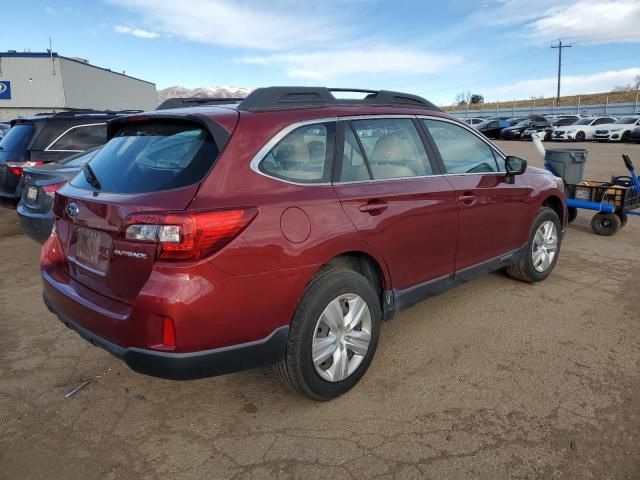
[{"x1": 421, "y1": 118, "x2": 533, "y2": 271}]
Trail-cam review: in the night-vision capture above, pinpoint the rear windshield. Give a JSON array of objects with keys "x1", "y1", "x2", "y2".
[
  {"x1": 0, "y1": 124, "x2": 34, "y2": 152},
  {"x1": 70, "y1": 122, "x2": 218, "y2": 194},
  {"x1": 60, "y1": 147, "x2": 101, "y2": 167}
]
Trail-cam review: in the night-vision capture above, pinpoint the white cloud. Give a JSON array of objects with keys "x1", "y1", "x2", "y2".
[
  {"x1": 237, "y1": 48, "x2": 462, "y2": 81},
  {"x1": 108, "y1": 0, "x2": 344, "y2": 50},
  {"x1": 530, "y1": 1, "x2": 640, "y2": 43},
  {"x1": 483, "y1": 67, "x2": 640, "y2": 100},
  {"x1": 114, "y1": 25, "x2": 160, "y2": 39}
]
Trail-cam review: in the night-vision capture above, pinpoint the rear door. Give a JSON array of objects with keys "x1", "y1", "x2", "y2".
[
  {"x1": 53, "y1": 119, "x2": 226, "y2": 304},
  {"x1": 333, "y1": 116, "x2": 458, "y2": 291},
  {"x1": 421, "y1": 117, "x2": 533, "y2": 270}
]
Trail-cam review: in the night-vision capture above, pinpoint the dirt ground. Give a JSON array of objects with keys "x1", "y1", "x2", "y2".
[{"x1": 1, "y1": 141, "x2": 639, "y2": 479}]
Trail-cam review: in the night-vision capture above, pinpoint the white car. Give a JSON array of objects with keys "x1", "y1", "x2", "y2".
[
  {"x1": 552, "y1": 116, "x2": 616, "y2": 141},
  {"x1": 592, "y1": 116, "x2": 640, "y2": 142},
  {"x1": 463, "y1": 117, "x2": 485, "y2": 127}
]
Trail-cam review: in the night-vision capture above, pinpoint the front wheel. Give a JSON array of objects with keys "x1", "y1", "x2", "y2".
[
  {"x1": 575, "y1": 131, "x2": 586, "y2": 142},
  {"x1": 591, "y1": 212, "x2": 621, "y2": 236},
  {"x1": 506, "y1": 207, "x2": 561, "y2": 283},
  {"x1": 276, "y1": 268, "x2": 381, "y2": 400}
]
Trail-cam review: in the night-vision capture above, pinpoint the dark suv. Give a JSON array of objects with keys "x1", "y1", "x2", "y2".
[
  {"x1": 41, "y1": 87, "x2": 567, "y2": 400},
  {"x1": 0, "y1": 109, "x2": 139, "y2": 205}
]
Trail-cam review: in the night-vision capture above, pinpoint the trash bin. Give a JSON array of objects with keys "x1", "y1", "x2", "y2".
[{"x1": 544, "y1": 148, "x2": 588, "y2": 184}]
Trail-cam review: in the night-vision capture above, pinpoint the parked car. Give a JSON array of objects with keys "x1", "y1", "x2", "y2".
[
  {"x1": 521, "y1": 115, "x2": 553, "y2": 140},
  {"x1": 17, "y1": 147, "x2": 100, "y2": 242},
  {"x1": 552, "y1": 116, "x2": 617, "y2": 141},
  {"x1": 463, "y1": 117, "x2": 485, "y2": 127},
  {"x1": 592, "y1": 116, "x2": 640, "y2": 142},
  {"x1": 500, "y1": 115, "x2": 551, "y2": 140},
  {"x1": 0, "y1": 109, "x2": 139, "y2": 206},
  {"x1": 630, "y1": 126, "x2": 640, "y2": 143},
  {"x1": 41, "y1": 86, "x2": 567, "y2": 400},
  {"x1": 0, "y1": 122, "x2": 9, "y2": 140},
  {"x1": 476, "y1": 118, "x2": 512, "y2": 139}
]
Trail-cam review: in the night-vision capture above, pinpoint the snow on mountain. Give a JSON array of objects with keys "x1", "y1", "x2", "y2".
[{"x1": 156, "y1": 86, "x2": 252, "y2": 104}]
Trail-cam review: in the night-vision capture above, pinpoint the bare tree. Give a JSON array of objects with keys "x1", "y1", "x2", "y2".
[{"x1": 455, "y1": 91, "x2": 471, "y2": 105}]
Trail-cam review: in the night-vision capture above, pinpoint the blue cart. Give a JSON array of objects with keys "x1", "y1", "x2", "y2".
[{"x1": 547, "y1": 154, "x2": 640, "y2": 236}]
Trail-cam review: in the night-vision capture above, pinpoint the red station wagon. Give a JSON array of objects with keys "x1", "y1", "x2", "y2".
[{"x1": 41, "y1": 87, "x2": 567, "y2": 400}]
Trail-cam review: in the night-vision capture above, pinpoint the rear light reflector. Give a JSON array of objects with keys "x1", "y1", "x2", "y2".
[
  {"x1": 41, "y1": 182, "x2": 66, "y2": 197},
  {"x1": 122, "y1": 208, "x2": 257, "y2": 261},
  {"x1": 162, "y1": 317, "x2": 176, "y2": 347},
  {"x1": 6, "y1": 161, "x2": 43, "y2": 177}
]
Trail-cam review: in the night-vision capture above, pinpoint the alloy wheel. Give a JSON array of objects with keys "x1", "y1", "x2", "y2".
[
  {"x1": 532, "y1": 220, "x2": 558, "y2": 272},
  {"x1": 312, "y1": 294, "x2": 372, "y2": 382}
]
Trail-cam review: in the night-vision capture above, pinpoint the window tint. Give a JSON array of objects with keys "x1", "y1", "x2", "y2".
[
  {"x1": 593, "y1": 118, "x2": 613, "y2": 125},
  {"x1": 349, "y1": 118, "x2": 431, "y2": 180},
  {"x1": 60, "y1": 147, "x2": 101, "y2": 167},
  {"x1": 70, "y1": 122, "x2": 218, "y2": 194},
  {"x1": 49, "y1": 124, "x2": 107, "y2": 151},
  {"x1": 0, "y1": 124, "x2": 34, "y2": 152},
  {"x1": 423, "y1": 119, "x2": 502, "y2": 173},
  {"x1": 339, "y1": 127, "x2": 371, "y2": 182},
  {"x1": 259, "y1": 123, "x2": 334, "y2": 183}
]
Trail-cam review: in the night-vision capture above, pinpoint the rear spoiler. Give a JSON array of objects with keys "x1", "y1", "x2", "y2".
[{"x1": 106, "y1": 112, "x2": 233, "y2": 151}]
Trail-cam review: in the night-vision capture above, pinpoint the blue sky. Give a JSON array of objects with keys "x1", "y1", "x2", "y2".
[{"x1": 1, "y1": 0, "x2": 639, "y2": 105}]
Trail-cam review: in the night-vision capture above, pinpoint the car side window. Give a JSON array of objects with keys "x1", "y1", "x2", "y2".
[
  {"x1": 259, "y1": 123, "x2": 335, "y2": 183},
  {"x1": 48, "y1": 124, "x2": 107, "y2": 151},
  {"x1": 423, "y1": 119, "x2": 502, "y2": 174},
  {"x1": 344, "y1": 118, "x2": 431, "y2": 180}
]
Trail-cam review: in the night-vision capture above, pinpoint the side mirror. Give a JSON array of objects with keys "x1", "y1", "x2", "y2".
[{"x1": 505, "y1": 156, "x2": 527, "y2": 176}]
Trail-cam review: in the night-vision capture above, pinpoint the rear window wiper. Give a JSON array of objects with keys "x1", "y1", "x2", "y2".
[{"x1": 82, "y1": 163, "x2": 101, "y2": 190}]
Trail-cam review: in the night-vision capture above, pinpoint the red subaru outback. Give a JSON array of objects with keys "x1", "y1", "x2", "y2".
[{"x1": 41, "y1": 87, "x2": 566, "y2": 400}]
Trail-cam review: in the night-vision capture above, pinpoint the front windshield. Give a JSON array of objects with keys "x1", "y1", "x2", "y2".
[
  {"x1": 574, "y1": 118, "x2": 592, "y2": 125},
  {"x1": 515, "y1": 120, "x2": 531, "y2": 127},
  {"x1": 614, "y1": 117, "x2": 638, "y2": 124}
]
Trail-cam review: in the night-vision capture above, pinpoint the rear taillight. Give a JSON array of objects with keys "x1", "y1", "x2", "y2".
[
  {"x1": 6, "y1": 161, "x2": 43, "y2": 177},
  {"x1": 40, "y1": 225, "x2": 65, "y2": 266},
  {"x1": 121, "y1": 208, "x2": 257, "y2": 261},
  {"x1": 41, "y1": 182, "x2": 66, "y2": 197}
]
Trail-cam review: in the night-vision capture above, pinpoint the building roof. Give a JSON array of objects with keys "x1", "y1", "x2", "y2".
[{"x1": 0, "y1": 51, "x2": 155, "y2": 86}]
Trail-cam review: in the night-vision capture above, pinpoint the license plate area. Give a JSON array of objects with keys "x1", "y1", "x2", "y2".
[
  {"x1": 72, "y1": 227, "x2": 112, "y2": 275},
  {"x1": 27, "y1": 186, "x2": 38, "y2": 202}
]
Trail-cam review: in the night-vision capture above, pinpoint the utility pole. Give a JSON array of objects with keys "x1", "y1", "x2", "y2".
[{"x1": 551, "y1": 40, "x2": 571, "y2": 105}]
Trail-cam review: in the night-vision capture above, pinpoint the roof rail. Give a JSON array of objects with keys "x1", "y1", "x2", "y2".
[
  {"x1": 49, "y1": 109, "x2": 144, "y2": 117},
  {"x1": 237, "y1": 87, "x2": 441, "y2": 112},
  {"x1": 156, "y1": 97, "x2": 245, "y2": 110}
]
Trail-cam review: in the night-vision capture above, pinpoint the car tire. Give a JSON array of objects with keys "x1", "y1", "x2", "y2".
[
  {"x1": 506, "y1": 207, "x2": 561, "y2": 283},
  {"x1": 575, "y1": 131, "x2": 585, "y2": 142},
  {"x1": 622, "y1": 131, "x2": 631, "y2": 142},
  {"x1": 567, "y1": 207, "x2": 578, "y2": 223},
  {"x1": 590, "y1": 212, "x2": 621, "y2": 236},
  {"x1": 275, "y1": 268, "x2": 381, "y2": 401},
  {"x1": 544, "y1": 131, "x2": 552, "y2": 141}
]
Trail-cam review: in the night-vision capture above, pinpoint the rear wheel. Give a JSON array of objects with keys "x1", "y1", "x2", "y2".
[
  {"x1": 567, "y1": 207, "x2": 578, "y2": 223},
  {"x1": 617, "y1": 212, "x2": 628, "y2": 228},
  {"x1": 506, "y1": 207, "x2": 561, "y2": 283},
  {"x1": 591, "y1": 213, "x2": 621, "y2": 236},
  {"x1": 544, "y1": 131, "x2": 552, "y2": 141},
  {"x1": 622, "y1": 131, "x2": 631, "y2": 142},
  {"x1": 276, "y1": 268, "x2": 381, "y2": 400},
  {"x1": 575, "y1": 131, "x2": 585, "y2": 142}
]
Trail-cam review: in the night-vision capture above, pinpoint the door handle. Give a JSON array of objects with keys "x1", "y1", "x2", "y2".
[
  {"x1": 359, "y1": 201, "x2": 388, "y2": 215},
  {"x1": 458, "y1": 191, "x2": 477, "y2": 206}
]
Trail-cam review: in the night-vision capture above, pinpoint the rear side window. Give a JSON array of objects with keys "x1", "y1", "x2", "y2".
[
  {"x1": 48, "y1": 124, "x2": 107, "y2": 152},
  {"x1": 339, "y1": 118, "x2": 431, "y2": 182},
  {"x1": 0, "y1": 124, "x2": 34, "y2": 152},
  {"x1": 70, "y1": 122, "x2": 218, "y2": 194},
  {"x1": 423, "y1": 119, "x2": 503, "y2": 173},
  {"x1": 259, "y1": 123, "x2": 335, "y2": 183}
]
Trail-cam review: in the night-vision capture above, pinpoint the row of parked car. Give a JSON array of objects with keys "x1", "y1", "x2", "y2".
[{"x1": 463, "y1": 114, "x2": 640, "y2": 143}]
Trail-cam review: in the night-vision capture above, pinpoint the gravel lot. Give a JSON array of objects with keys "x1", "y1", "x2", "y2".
[{"x1": 1, "y1": 141, "x2": 639, "y2": 479}]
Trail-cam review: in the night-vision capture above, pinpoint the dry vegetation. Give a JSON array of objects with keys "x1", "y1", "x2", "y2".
[{"x1": 445, "y1": 90, "x2": 640, "y2": 112}]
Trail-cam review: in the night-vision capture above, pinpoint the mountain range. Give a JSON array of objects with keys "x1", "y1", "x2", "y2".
[{"x1": 156, "y1": 86, "x2": 252, "y2": 103}]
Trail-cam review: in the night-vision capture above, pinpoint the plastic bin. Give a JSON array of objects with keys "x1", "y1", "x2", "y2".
[{"x1": 544, "y1": 148, "x2": 588, "y2": 184}]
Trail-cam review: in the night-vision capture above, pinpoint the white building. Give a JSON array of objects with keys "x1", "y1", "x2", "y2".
[{"x1": 0, "y1": 51, "x2": 157, "y2": 121}]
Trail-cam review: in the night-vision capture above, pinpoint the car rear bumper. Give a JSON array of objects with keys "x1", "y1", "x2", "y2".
[
  {"x1": 17, "y1": 203, "x2": 53, "y2": 243},
  {"x1": 43, "y1": 291, "x2": 289, "y2": 380}
]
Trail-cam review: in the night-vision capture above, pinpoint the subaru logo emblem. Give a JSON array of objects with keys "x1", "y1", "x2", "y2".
[{"x1": 67, "y1": 203, "x2": 79, "y2": 217}]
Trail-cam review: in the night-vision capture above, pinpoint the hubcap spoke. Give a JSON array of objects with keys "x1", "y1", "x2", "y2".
[
  {"x1": 327, "y1": 346, "x2": 349, "y2": 382},
  {"x1": 344, "y1": 296, "x2": 368, "y2": 332},
  {"x1": 321, "y1": 298, "x2": 344, "y2": 331},
  {"x1": 344, "y1": 330, "x2": 370, "y2": 356},
  {"x1": 532, "y1": 221, "x2": 558, "y2": 273},
  {"x1": 312, "y1": 335, "x2": 337, "y2": 365}
]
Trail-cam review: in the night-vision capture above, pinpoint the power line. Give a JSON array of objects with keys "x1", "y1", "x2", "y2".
[{"x1": 551, "y1": 39, "x2": 572, "y2": 105}]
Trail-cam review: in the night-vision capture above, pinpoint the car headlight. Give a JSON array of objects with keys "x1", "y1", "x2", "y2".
[
  {"x1": 610, "y1": 128, "x2": 622, "y2": 132},
  {"x1": 566, "y1": 129, "x2": 576, "y2": 133}
]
